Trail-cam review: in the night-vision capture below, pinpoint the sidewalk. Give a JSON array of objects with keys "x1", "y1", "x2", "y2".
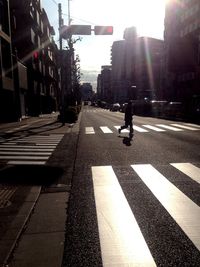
[{"x1": 0, "y1": 112, "x2": 81, "y2": 267}]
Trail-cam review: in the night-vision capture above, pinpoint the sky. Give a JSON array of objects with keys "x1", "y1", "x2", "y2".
[{"x1": 42, "y1": 0, "x2": 166, "y2": 88}]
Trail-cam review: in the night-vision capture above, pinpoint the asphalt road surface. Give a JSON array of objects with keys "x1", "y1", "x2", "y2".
[{"x1": 62, "y1": 105, "x2": 200, "y2": 266}]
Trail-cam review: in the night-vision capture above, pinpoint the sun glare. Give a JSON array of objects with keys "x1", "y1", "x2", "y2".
[{"x1": 122, "y1": 0, "x2": 165, "y2": 38}]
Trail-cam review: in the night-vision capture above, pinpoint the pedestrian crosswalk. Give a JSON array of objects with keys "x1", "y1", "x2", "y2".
[
  {"x1": 85, "y1": 123, "x2": 200, "y2": 134},
  {"x1": 91, "y1": 162, "x2": 200, "y2": 266},
  {"x1": 0, "y1": 134, "x2": 64, "y2": 165}
]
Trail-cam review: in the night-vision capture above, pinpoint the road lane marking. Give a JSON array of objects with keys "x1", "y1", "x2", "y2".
[
  {"x1": 133, "y1": 125, "x2": 148, "y2": 132},
  {"x1": 171, "y1": 163, "x2": 200, "y2": 185},
  {"x1": 142, "y1": 125, "x2": 166, "y2": 132},
  {"x1": 92, "y1": 166, "x2": 156, "y2": 266},
  {"x1": 131, "y1": 164, "x2": 200, "y2": 251},
  {"x1": 100, "y1": 126, "x2": 113, "y2": 133},
  {"x1": 114, "y1": 126, "x2": 129, "y2": 133},
  {"x1": 171, "y1": 124, "x2": 199, "y2": 130},
  {"x1": 85, "y1": 127, "x2": 95, "y2": 134},
  {"x1": 156, "y1": 124, "x2": 183, "y2": 131}
]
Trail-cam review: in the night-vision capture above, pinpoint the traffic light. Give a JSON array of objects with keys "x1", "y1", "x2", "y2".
[
  {"x1": 33, "y1": 51, "x2": 39, "y2": 63},
  {"x1": 94, "y1": 26, "x2": 113, "y2": 35}
]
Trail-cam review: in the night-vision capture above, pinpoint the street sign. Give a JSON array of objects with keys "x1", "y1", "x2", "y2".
[{"x1": 61, "y1": 25, "x2": 92, "y2": 39}]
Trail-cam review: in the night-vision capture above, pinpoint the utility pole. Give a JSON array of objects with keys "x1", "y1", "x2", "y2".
[
  {"x1": 68, "y1": 0, "x2": 71, "y2": 25},
  {"x1": 67, "y1": 0, "x2": 73, "y2": 104},
  {"x1": 58, "y1": 3, "x2": 63, "y2": 51},
  {"x1": 58, "y1": 3, "x2": 65, "y2": 124}
]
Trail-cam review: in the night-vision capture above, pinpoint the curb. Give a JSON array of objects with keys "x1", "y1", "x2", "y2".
[{"x1": 1, "y1": 186, "x2": 41, "y2": 267}]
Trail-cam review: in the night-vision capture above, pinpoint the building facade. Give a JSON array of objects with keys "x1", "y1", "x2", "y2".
[
  {"x1": 164, "y1": 0, "x2": 200, "y2": 117},
  {"x1": 97, "y1": 65, "x2": 112, "y2": 102},
  {"x1": 135, "y1": 37, "x2": 164, "y2": 100},
  {"x1": 111, "y1": 40, "x2": 128, "y2": 103},
  {"x1": 0, "y1": 0, "x2": 82, "y2": 122},
  {"x1": 80, "y1": 83, "x2": 93, "y2": 101},
  {"x1": 0, "y1": 0, "x2": 15, "y2": 121},
  {"x1": 111, "y1": 27, "x2": 164, "y2": 103}
]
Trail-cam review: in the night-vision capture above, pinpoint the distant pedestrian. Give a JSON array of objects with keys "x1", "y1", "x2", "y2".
[{"x1": 118, "y1": 101, "x2": 134, "y2": 137}]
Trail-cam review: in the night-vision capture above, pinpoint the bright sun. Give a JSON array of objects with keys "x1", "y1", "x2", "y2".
[{"x1": 122, "y1": 0, "x2": 165, "y2": 37}]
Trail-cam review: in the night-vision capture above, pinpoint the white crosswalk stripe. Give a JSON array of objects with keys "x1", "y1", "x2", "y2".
[
  {"x1": 131, "y1": 163, "x2": 200, "y2": 251},
  {"x1": 85, "y1": 123, "x2": 200, "y2": 135},
  {"x1": 142, "y1": 125, "x2": 166, "y2": 132},
  {"x1": 0, "y1": 134, "x2": 64, "y2": 165},
  {"x1": 91, "y1": 162, "x2": 200, "y2": 265},
  {"x1": 92, "y1": 166, "x2": 156, "y2": 266},
  {"x1": 114, "y1": 126, "x2": 129, "y2": 133},
  {"x1": 171, "y1": 124, "x2": 199, "y2": 131},
  {"x1": 156, "y1": 124, "x2": 183, "y2": 131},
  {"x1": 184, "y1": 123, "x2": 200, "y2": 128},
  {"x1": 133, "y1": 125, "x2": 148, "y2": 132},
  {"x1": 100, "y1": 126, "x2": 113, "y2": 133},
  {"x1": 171, "y1": 163, "x2": 200, "y2": 185},
  {"x1": 85, "y1": 127, "x2": 95, "y2": 134}
]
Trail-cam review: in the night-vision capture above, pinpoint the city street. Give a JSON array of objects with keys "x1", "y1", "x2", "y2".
[
  {"x1": 62, "y1": 105, "x2": 200, "y2": 266},
  {"x1": 1, "y1": 0, "x2": 200, "y2": 265},
  {"x1": 1, "y1": 106, "x2": 200, "y2": 266}
]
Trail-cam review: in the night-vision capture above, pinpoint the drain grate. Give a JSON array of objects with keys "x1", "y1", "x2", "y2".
[{"x1": 0, "y1": 187, "x2": 17, "y2": 208}]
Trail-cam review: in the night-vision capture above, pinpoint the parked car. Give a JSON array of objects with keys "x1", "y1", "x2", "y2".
[
  {"x1": 110, "y1": 103, "x2": 120, "y2": 111},
  {"x1": 150, "y1": 100, "x2": 168, "y2": 117},
  {"x1": 164, "y1": 102, "x2": 184, "y2": 119}
]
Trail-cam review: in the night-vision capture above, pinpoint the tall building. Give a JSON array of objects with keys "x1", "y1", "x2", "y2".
[
  {"x1": 164, "y1": 0, "x2": 200, "y2": 114},
  {"x1": 135, "y1": 37, "x2": 164, "y2": 100},
  {"x1": 111, "y1": 27, "x2": 164, "y2": 103},
  {"x1": 80, "y1": 83, "x2": 93, "y2": 101},
  {"x1": 97, "y1": 65, "x2": 112, "y2": 102},
  {"x1": 111, "y1": 40, "x2": 127, "y2": 103},
  {"x1": 0, "y1": 0, "x2": 15, "y2": 121},
  {"x1": 10, "y1": 0, "x2": 59, "y2": 116}
]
